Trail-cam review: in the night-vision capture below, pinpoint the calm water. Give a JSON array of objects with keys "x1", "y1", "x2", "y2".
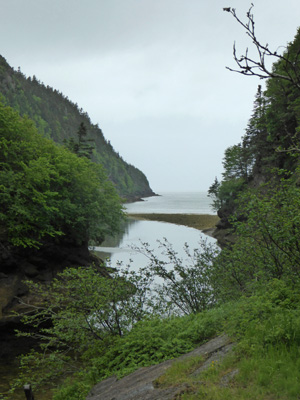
[
  {"x1": 94, "y1": 192, "x2": 217, "y2": 269},
  {"x1": 125, "y1": 191, "x2": 214, "y2": 214}
]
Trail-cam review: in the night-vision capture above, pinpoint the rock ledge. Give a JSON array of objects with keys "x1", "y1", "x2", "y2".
[{"x1": 86, "y1": 335, "x2": 234, "y2": 400}]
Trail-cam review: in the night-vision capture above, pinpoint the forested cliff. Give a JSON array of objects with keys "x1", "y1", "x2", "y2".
[
  {"x1": 209, "y1": 26, "x2": 300, "y2": 243},
  {"x1": 0, "y1": 55, "x2": 154, "y2": 200},
  {"x1": 0, "y1": 54, "x2": 154, "y2": 326}
]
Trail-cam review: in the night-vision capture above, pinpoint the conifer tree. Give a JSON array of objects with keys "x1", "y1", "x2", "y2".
[{"x1": 64, "y1": 122, "x2": 94, "y2": 159}]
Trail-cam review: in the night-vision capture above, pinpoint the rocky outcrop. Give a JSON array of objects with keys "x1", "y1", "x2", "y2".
[
  {"x1": 0, "y1": 239, "x2": 108, "y2": 363},
  {"x1": 0, "y1": 239, "x2": 105, "y2": 320},
  {"x1": 86, "y1": 335, "x2": 234, "y2": 400}
]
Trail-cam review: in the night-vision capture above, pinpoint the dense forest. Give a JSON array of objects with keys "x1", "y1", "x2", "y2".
[
  {"x1": 3, "y1": 7, "x2": 300, "y2": 400},
  {"x1": 0, "y1": 55, "x2": 154, "y2": 200},
  {"x1": 209, "y1": 23, "x2": 300, "y2": 237}
]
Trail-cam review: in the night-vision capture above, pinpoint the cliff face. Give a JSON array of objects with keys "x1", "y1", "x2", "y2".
[
  {"x1": 0, "y1": 235, "x2": 110, "y2": 366},
  {"x1": 0, "y1": 236, "x2": 108, "y2": 317},
  {"x1": 0, "y1": 55, "x2": 155, "y2": 199}
]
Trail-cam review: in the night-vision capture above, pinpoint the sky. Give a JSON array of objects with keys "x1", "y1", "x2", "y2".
[{"x1": 1, "y1": 1, "x2": 300, "y2": 193}]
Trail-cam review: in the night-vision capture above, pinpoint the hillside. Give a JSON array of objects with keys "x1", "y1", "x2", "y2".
[
  {"x1": 209, "y1": 26, "x2": 300, "y2": 241},
  {"x1": 0, "y1": 55, "x2": 155, "y2": 200}
]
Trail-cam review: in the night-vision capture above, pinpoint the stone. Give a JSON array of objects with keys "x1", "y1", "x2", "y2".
[{"x1": 86, "y1": 335, "x2": 233, "y2": 400}]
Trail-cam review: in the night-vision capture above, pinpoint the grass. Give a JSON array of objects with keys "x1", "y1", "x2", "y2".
[
  {"x1": 150, "y1": 282, "x2": 300, "y2": 400},
  {"x1": 154, "y1": 343, "x2": 300, "y2": 400},
  {"x1": 154, "y1": 355, "x2": 204, "y2": 388}
]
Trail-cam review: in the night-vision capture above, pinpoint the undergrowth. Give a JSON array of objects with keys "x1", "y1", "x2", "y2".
[{"x1": 51, "y1": 279, "x2": 300, "y2": 399}]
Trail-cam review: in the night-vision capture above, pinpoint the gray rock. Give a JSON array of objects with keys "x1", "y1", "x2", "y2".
[{"x1": 86, "y1": 335, "x2": 233, "y2": 400}]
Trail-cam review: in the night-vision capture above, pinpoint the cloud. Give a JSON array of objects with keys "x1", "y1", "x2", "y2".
[{"x1": 1, "y1": 0, "x2": 300, "y2": 191}]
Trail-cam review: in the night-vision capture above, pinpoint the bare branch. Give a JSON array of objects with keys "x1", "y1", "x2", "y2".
[{"x1": 225, "y1": 5, "x2": 300, "y2": 90}]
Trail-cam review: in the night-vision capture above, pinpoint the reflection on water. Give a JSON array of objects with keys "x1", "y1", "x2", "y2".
[
  {"x1": 99, "y1": 218, "x2": 140, "y2": 248},
  {"x1": 93, "y1": 217, "x2": 216, "y2": 270}
]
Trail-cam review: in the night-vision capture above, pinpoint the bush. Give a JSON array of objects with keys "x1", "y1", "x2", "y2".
[
  {"x1": 0, "y1": 102, "x2": 124, "y2": 248},
  {"x1": 211, "y1": 174, "x2": 300, "y2": 299}
]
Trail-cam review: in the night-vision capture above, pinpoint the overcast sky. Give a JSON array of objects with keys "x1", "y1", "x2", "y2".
[{"x1": 1, "y1": 0, "x2": 299, "y2": 192}]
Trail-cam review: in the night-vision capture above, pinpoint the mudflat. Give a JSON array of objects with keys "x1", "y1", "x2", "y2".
[{"x1": 127, "y1": 213, "x2": 219, "y2": 232}]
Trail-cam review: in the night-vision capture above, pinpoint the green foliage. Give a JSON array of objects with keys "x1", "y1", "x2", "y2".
[
  {"x1": 207, "y1": 177, "x2": 221, "y2": 212},
  {"x1": 0, "y1": 55, "x2": 154, "y2": 198},
  {"x1": 211, "y1": 171, "x2": 300, "y2": 299},
  {"x1": 12, "y1": 264, "x2": 154, "y2": 395},
  {"x1": 178, "y1": 344, "x2": 300, "y2": 400},
  {"x1": 222, "y1": 143, "x2": 254, "y2": 181},
  {"x1": 63, "y1": 122, "x2": 94, "y2": 159},
  {"x1": 162, "y1": 282, "x2": 300, "y2": 400},
  {"x1": 154, "y1": 355, "x2": 204, "y2": 388},
  {"x1": 51, "y1": 309, "x2": 223, "y2": 399},
  {"x1": 225, "y1": 280, "x2": 300, "y2": 349},
  {"x1": 12, "y1": 244, "x2": 223, "y2": 398},
  {"x1": 0, "y1": 102, "x2": 124, "y2": 248},
  {"x1": 243, "y1": 85, "x2": 269, "y2": 174},
  {"x1": 208, "y1": 30, "x2": 300, "y2": 223},
  {"x1": 136, "y1": 238, "x2": 219, "y2": 315},
  {"x1": 13, "y1": 259, "x2": 300, "y2": 400},
  {"x1": 18, "y1": 265, "x2": 153, "y2": 348},
  {"x1": 208, "y1": 177, "x2": 246, "y2": 214},
  {"x1": 53, "y1": 380, "x2": 92, "y2": 400}
]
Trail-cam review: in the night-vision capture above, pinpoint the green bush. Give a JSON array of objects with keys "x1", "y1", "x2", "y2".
[
  {"x1": 224, "y1": 279, "x2": 300, "y2": 351},
  {"x1": 0, "y1": 102, "x2": 124, "y2": 248},
  {"x1": 212, "y1": 174, "x2": 300, "y2": 299}
]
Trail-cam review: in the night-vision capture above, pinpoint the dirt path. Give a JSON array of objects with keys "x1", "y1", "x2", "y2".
[{"x1": 86, "y1": 335, "x2": 234, "y2": 400}]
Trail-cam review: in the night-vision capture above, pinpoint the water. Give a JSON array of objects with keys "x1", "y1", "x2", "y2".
[
  {"x1": 125, "y1": 191, "x2": 214, "y2": 214},
  {"x1": 94, "y1": 192, "x2": 217, "y2": 269}
]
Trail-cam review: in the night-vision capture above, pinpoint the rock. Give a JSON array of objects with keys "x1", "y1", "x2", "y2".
[
  {"x1": 0, "y1": 238, "x2": 108, "y2": 375},
  {"x1": 0, "y1": 239, "x2": 105, "y2": 319},
  {"x1": 86, "y1": 335, "x2": 233, "y2": 400},
  {"x1": 23, "y1": 263, "x2": 39, "y2": 278}
]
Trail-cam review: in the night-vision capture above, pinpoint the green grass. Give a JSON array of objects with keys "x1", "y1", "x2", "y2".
[
  {"x1": 152, "y1": 281, "x2": 300, "y2": 400},
  {"x1": 154, "y1": 356, "x2": 204, "y2": 388},
  {"x1": 160, "y1": 343, "x2": 300, "y2": 400}
]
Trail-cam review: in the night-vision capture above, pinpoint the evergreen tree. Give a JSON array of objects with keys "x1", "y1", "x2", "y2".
[
  {"x1": 243, "y1": 85, "x2": 269, "y2": 174},
  {"x1": 64, "y1": 122, "x2": 94, "y2": 159},
  {"x1": 222, "y1": 142, "x2": 253, "y2": 181}
]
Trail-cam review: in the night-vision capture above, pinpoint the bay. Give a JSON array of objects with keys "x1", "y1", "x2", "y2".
[
  {"x1": 93, "y1": 192, "x2": 217, "y2": 269},
  {"x1": 125, "y1": 191, "x2": 214, "y2": 214}
]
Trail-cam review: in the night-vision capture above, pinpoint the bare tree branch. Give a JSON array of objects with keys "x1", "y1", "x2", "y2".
[{"x1": 224, "y1": 4, "x2": 300, "y2": 90}]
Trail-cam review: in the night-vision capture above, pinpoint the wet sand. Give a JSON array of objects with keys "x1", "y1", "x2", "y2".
[{"x1": 127, "y1": 213, "x2": 219, "y2": 235}]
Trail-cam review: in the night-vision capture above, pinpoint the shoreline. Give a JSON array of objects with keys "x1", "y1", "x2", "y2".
[{"x1": 127, "y1": 213, "x2": 219, "y2": 236}]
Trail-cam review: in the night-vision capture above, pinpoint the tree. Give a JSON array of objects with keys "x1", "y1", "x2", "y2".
[
  {"x1": 0, "y1": 102, "x2": 124, "y2": 249},
  {"x1": 222, "y1": 142, "x2": 254, "y2": 181},
  {"x1": 243, "y1": 85, "x2": 270, "y2": 173},
  {"x1": 134, "y1": 238, "x2": 219, "y2": 315},
  {"x1": 211, "y1": 170, "x2": 300, "y2": 300},
  {"x1": 64, "y1": 122, "x2": 94, "y2": 159},
  {"x1": 208, "y1": 177, "x2": 221, "y2": 211}
]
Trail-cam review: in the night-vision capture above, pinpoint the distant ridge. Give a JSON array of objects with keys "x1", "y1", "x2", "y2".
[{"x1": 0, "y1": 55, "x2": 155, "y2": 200}]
